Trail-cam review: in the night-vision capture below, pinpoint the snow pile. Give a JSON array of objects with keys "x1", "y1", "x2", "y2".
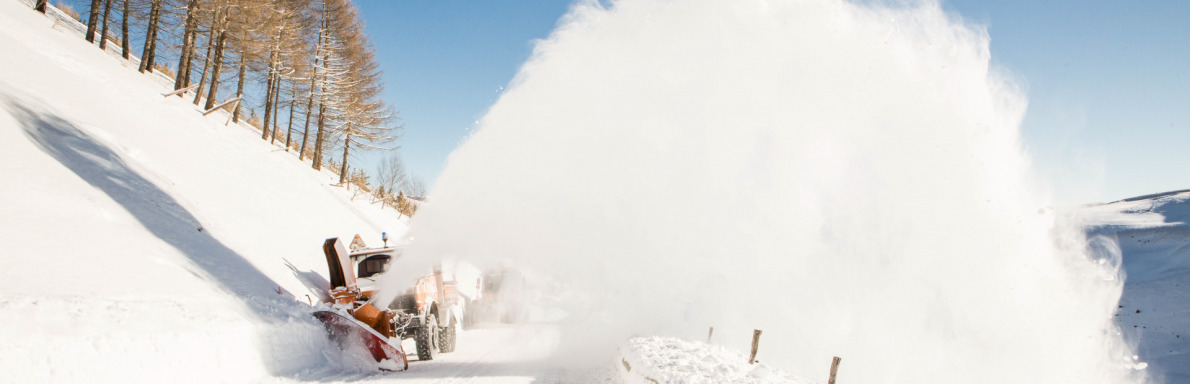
[
  {"x1": 389, "y1": 0, "x2": 1142, "y2": 382},
  {"x1": 1078, "y1": 190, "x2": 1190, "y2": 382},
  {"x1": 618, "y1": 337, "x2": 814, "y2": 384},
  {"x1": 0, "y1": 1, "x2": 408, "y2": 382}
]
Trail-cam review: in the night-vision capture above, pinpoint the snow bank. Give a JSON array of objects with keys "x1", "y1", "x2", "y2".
[
  {"x1": 0, "y1": 1, "x2": 409, "y2": 381},
  {"x1": 618, "y1": 337, "x2": 814, "y2": 384}
]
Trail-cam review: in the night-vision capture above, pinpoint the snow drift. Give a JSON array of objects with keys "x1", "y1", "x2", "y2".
[{"x1": 391, "y1": 0, "x2": 1144, "y2": 382}]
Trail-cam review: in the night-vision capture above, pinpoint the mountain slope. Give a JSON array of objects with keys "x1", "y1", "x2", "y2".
[{"x1": 0, "y1": 2, "x2": 408, "y2": 381}]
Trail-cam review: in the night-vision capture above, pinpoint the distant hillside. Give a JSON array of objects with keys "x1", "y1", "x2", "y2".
[{"x1": 1080, "y1": 190, "x2": 1190, "y2": 383}]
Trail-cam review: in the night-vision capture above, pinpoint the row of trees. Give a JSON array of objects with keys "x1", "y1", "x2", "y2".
[
  {"x1": 375, "y1": 155, "x2": 426, "y2": 217},
  {"x1": 56, "y1": 0, "x2": 421, "y2": 202}
]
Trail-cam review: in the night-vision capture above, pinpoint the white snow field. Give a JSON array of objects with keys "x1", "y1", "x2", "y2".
[
  {"x1": 1078, "y1": 190, "x2": 1190, "y2": 383},
  {"x1": 0, "y1": 2, "x2": 582, "y2": 383}
]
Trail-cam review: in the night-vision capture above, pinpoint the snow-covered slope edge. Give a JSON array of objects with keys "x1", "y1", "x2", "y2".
[
  {"x1": 0, "y1": 2, "x2": 407, "y2": 382},
  {"x1": 1078, "y1": 191, "x2": 1190, "y2": 383}
]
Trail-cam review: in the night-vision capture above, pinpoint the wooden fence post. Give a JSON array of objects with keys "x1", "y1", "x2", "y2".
[
  {"x1": 707, "y1": 327, "x2": 714, "y2": 343},
  {"x1": 748, "y1": 329, "x2": 762, "y2": 364},
  {"x1": 828, "y1": 356, "x2": 842, "y2": 384}
]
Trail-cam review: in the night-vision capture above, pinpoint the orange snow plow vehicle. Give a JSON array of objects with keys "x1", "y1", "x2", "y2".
[{"x1": 314, "y1": 235, "x2": 464, "y2": 366}]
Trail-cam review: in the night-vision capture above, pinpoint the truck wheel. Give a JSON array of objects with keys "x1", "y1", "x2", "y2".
[
  {"x1": 440, "y1": 320, "x2": 457, "y2": 353},
  {"x1": 415, "y1": 314, "x2": 439, "y2": 360}
]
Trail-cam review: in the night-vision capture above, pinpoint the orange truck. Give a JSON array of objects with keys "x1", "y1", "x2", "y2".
[{"x1": 319, "y1": 236, "x2": 462, "y2": 362}]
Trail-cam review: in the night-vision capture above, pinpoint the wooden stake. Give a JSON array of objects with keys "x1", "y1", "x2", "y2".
[
  {"x1": 828, "y1": 356, "x2": 842, "y2": 384},
  {"x1": 748, "y1": 329, "x2": 762, "y2": 364},
  {"x1": 707, "y1": 326, "x2": 714, "y2": 343}
]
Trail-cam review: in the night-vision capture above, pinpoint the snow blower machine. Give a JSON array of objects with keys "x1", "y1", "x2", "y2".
[{"x1": 312, "y1": 235, "x2": 463, "y2": 369}]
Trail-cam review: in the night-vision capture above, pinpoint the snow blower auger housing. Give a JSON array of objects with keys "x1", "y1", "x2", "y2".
[{"x1": 315, "y1": 236, "x2": 462, "y2": 364}]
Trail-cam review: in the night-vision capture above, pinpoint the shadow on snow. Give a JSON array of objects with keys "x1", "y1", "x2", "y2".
[{"x1": 2, "y1": 91, "x2": 329, "y2": 376}]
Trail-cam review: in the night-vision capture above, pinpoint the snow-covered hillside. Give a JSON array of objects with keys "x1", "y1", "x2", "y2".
[
  {"x1": 0, "y1": 2, "x2": 410, "y2": 381},
  {"x1": 1079, "y1": 190, "x2": 1190, "y2": 383}
]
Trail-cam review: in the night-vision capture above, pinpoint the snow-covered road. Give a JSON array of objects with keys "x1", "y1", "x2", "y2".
[
  {"x1": 396, "y1": 324, "x2": 561, "y2": 383},
  {"x1": 272, "y1": 320, "x2": 617, "y2": 384}
]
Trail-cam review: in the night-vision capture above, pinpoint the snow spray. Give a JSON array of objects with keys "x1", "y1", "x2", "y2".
[{"x1": 381, "y1": 0, "x2": 1143, "y2": 382}]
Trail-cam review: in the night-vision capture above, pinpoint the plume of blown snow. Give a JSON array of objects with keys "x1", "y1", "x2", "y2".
[{"x1": 378, "y1": 0, "x2": 1143, "y2": 382}]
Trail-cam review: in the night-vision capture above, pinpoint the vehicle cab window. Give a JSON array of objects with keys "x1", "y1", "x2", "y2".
[{"x1": 358, "y1": 255, "x2": 391, "y2": 278}]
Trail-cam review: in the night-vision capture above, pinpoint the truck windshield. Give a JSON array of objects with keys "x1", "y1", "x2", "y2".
[{"x1": 358, "y1": 255, "x2": 391, "y2": 278}]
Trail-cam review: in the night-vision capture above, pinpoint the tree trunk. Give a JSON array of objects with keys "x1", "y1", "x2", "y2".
[
  {"x1": 203, "y1": 28, "x2": 228, "y2": 111},
  {"x1": 98, "y1": 0, "x2": 111, "y2": 50},
  {"x1": 270, "y1": 78, "x2": 281, "y2": 144},
  {"x1": 175, "y1": 35, "x2": 192, "y2": 90},
  {"x1": 120, "y1": 0, "x2": 128, "y2": 59},
  {"x1": 179, "y1": 42, "x2": 195, "y2": 88},
  {"x1": 138, "y1": 0, "x2": 162, "y2": 73},
  {"x1": 145, "y1": 2, "x2": 161, "y2": 70},
  {"x1": 175, "y1": 0, "x2": 200, "y2": 90},
  {"x1": 339, "y1": 135, "x2": 350, "y2": 184},
  {"x1": 192, "y1": 17, "x2": 216, "y2": 106},
  {"x1": 300, "y1": 95, "x2": 313, "y2": 160},
  {"x1": 285, "y1": 84, "x2": 296, "y2": 149},
  {"x1": 301, "y1": 28, "x2": 324, "y2": 161},
  {"x1": 262, "y1": 70, "x2": 275, "y2": 138},
  {"x1": 313, "y1": 102, "x2": 325, "y2": 170},
  {"x1": 233, "y1": 57, "x2": 246, "y2": 123},
  {"x1": 86, "y1": 0, "x2": 101, "y2": 43}
]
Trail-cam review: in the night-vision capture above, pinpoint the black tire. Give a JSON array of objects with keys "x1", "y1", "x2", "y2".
[
  {"x1": 440, "y1": 319, "x2": 457, "y2": 353},
  {"x1": 414, "y1": 313, "x2": 439, "y2": 361}
]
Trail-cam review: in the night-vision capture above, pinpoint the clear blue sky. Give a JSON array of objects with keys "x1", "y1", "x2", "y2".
[
  {"x1": 358, "y1": 0, "x2": 1187, "y2": 204},
  {"x1": 943, "y1": 0, "x2": 1190, "y2": 203},
  {"x1": 354, "y1": 1, "x2": 574, "y2": 193}
]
